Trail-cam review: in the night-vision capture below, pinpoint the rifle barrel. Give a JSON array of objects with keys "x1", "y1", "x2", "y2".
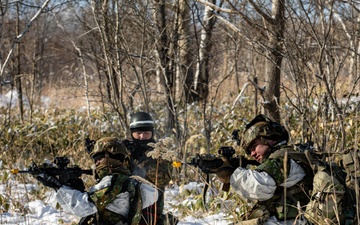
[
  {"x1": 10, "y1": 168, "x2": 93, "y2": 175},
  {"x1": 10, "y1": 169, "x2": 34, "y2": 174},
  {"x1": 79, "y1": 169, "x2": 93, "y2": 175}
]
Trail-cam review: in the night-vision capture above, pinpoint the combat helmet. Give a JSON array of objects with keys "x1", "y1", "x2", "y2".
[
  {"x1": 91, "y1": 137, "x2": 130, "y2": 159},
  {"x1": 242, "y1": 114, "x2": 289, "y2": 155},
  {"x1": 130, "y1": 112, "x2": 155, "y2": 131},
  {"x1": 91, "y1": 137, "x2": 130, "y2": 178}
]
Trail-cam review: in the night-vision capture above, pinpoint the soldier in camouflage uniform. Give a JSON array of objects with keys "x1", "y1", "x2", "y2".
[
  {"x1": 124, "y1": 112, "x2": 175, "y2": 225},
  {"x1": 216, "y1": 114, "x2": 313, "y2": 225},
  {"x1": 35, "y1": 137, "x2": 158, "y2": 225}
]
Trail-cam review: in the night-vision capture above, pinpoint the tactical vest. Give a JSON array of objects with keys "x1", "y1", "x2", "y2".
[
  {"x1": 255, "y1": 146, "x2": 313, "y2": 220},
  {"x1": 79, "y1": 174, "x2": 143, "y2": 225}
]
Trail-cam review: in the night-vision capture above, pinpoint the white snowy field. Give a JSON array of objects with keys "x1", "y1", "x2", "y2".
[
  {"x1": 0, "y1": 90, "x2": 233, "y2": 225},
  {"x1": 0, "y1": 176, "x2": 231, "y2": 225}
]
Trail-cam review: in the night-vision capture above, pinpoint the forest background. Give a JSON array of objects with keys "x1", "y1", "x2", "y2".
[{"x1": 0, "y1": 0, "x2": 360, "y2": 224}]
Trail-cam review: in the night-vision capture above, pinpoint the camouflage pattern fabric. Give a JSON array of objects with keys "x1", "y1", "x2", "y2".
[
  {"x1": 254, "y1": 146, "x2": 313, "y2": 220},
  {"x1": 81, "y1": 137, "x2": 144, "y2": 225},
  {"x1": 95, "y1": 158, "x2": 130, "y2": 179},
  {"x1": 129, "y1": 143, "x2": 172, "y2": 225},
  {"x1": 88, "y1": 174, "x2": 142, "y2": 225},
  {"x1": 243, "y1": 121, "x2": 269, "y2": 151},
  {"x1": 91, "y1": 137, "x2": 130, "y2": 157},
  {"x1": 255, "y1": 155, "x2": 289, "y2": 185},
  {"x1": 242, "y1": 114, "x2": 288, "y2": 155},
  {"x1": 130, "y1": 151, "x2": 171, "y2": 188}
]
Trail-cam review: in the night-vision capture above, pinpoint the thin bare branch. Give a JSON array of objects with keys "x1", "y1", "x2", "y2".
[
  {"x1": 0, "y1": 0, "x2": 51, "y2": 78},
  {"x1": 195, "y1": 0, "x2": 237, "y2": 13}
]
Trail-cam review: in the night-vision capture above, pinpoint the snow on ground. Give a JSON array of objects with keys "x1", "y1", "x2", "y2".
[
  {"x1": 0, "y1": 91, "x2": 232, "y2": 224},
  {"x1": 0, "y1": 176, "x2": 230, "y2": 225},
  {"x1": 164, "y1": 182, "x2": 231, "y2": 225}
]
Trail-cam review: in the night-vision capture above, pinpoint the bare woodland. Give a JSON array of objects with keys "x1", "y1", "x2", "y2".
[{"x1": 0, "y1": 0, "x2": 359, "y2": 154}]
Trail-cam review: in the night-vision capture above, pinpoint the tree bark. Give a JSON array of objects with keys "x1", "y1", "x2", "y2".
[
  {"x1": 153, "y1": 0, "x2": 175, "y2": 136},
  {"x1": 192, "y1": 0, "x2": 217, "y2": 102},
  {"x1": 258, "y1": 0, "x2": 285, "y2": 122}
]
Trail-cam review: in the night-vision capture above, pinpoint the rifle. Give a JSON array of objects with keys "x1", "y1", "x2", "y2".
[
  {"x1": 188, "y1": 146, "x2": 259, "y2": 209},
  {"x1": 11, "y1": 156, "x2": 93, "y2": 191},
  {"x1": 189, "y1": 146, "x2": 259, "y2": 174}
]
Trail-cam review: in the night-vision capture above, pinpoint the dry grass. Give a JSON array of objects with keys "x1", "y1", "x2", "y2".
[{"x1": 0, "y1": 80, "x2": 359, "y2": 224}]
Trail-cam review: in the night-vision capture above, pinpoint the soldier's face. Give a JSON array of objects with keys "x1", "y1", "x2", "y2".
[
  {"x1": 132, "y1": 131, "x2": 152, "y2": 140},
  {"x1": 249, "y1": 139, "x2": 270, "y2": 162}
]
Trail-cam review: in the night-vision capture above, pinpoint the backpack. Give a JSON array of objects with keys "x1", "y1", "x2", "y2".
[
  {"x1": 300, "y1": 144, "x2": 358, "y2": 225},
  {"x1": 342, "y1": 149, "x2": 360, "y2": 191}
]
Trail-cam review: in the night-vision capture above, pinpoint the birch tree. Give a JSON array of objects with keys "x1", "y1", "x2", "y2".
[{"x1": 193, "y1": 0, "x2": 217, "y2": 102}]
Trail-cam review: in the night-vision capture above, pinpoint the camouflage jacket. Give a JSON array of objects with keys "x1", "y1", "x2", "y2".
[
  {"x1": 88, "y1": 174, "x2": 143, "y2": 225},
  {"x1": 56, "y1": 173, "x2": 145, "y2": 225},
  {"x1": 130, "y1": 153, "x2": 172, "y2": 189},
  {"x1": 230, "y1": 145, "x2": 313, "y2": 221},
  {"x1": 255, "y1": 146, "x2": 313, "y2": 220},
  {"x1": 126, "y1": 140, "x2": 172, "y2": 224}
]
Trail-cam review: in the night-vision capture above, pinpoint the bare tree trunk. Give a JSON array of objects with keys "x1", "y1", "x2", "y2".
[
  {"x1": 261, "y1": 0, "x2": 285, "y2": 122},
  {"x1": 178, "y1": 0, "x2": 195, "y2": 102},
  {"x1": 91, "y1": 1, "x2": 119, "y2": 106},
  {"x1": 78, "y1": 49, "x2": 91, "y2": 121},
  {"x1": 0, "y1": 1, "x2": 8, "y2": 86},
  {"x1": 90, "y1": 0, "x2": 128, "y2": 134},
  {"x1": 196, "y1": 0, "x2": 285, "y2": 121},
  {"x1": 16, "y1": 2, "x2": 24, "y2": 123},
  {"x1": 192, "y1": 0, "x2": 217, "y2": 102},
  {"x1": 57, "y1": 18, "x2": 92, "y2": 122},
  {"x1": 153, "y1": 0, "x2": 176, "y2": 137}
]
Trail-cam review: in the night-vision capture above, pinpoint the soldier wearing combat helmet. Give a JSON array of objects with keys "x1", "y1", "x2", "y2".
[
  {"x1": 124, "y1": 112, "x2": 175, "y2": 225},
  {"x1": 216, "y1": 114, "x2": 313, "y2": 224},
  {"x1": 241, "y1": 114, "x2": 289, "y2": 162},
  {"x1": 90, "y1": 137, "x2": 131, "y2": 179},
  {"x1": 36, "y1": 137, "x2": 158, "y2": 225}
]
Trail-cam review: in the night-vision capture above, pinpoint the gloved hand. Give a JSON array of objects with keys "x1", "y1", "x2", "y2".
[
  {"x1": 214, "y1": 156, "x2": 235, "y2": 183},
  {"x1": 65, "y1": 178, "x2": 86, "y2": 192},
  {"x1": 215, "y1": 167, "x2": 235, "y2": 192},
  {"x1": 215, "y1": 167, "x2": 234, "y2": 183},
  {"x1": 35, "y1": 173, "x2": 62, "y2": 190},
  {"x1": 197, "y1": 155, "x2": 235, "y2": 176},
  {"x1": 197, "y1": 154, "x2": 224, "y2": 174}
]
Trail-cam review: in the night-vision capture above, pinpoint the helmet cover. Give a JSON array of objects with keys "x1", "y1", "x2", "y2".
[
  {"x1": 90, "y1": 137, "x2": 130, "y2": 158},
  {"x1": 242, "y1": 114, "x2": 289, "y2": 154}
]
